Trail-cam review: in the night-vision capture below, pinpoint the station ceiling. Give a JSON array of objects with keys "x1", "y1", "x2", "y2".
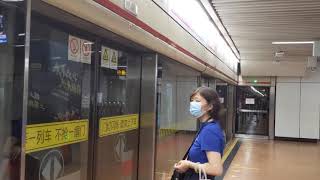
[{"x1": 211, "y1": 0, "x2": 320, "y2": 76}]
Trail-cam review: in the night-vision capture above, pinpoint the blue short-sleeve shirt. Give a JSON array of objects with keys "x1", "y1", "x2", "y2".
[{"x1": 188, "y1": 121, "x2": 225, "y2": 164}]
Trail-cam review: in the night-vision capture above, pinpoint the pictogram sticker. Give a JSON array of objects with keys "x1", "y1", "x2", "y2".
[
  {"x1": 101, "y1": 46, "x2": 110, "y2": 68},
  {"x1": 68, "y1": 35, "x2": 80, "y2": 62},
  {"x1": 80, "y1": 40, "x2": 92, "y2": 64}
]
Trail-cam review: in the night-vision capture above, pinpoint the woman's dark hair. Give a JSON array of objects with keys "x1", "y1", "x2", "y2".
[{"x1": 190, "y1": 86, "x2": 221, "y2": 120}]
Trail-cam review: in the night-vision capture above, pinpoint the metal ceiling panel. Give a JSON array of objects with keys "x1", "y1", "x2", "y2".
[{"x1": 210, "y1": 0, "x2": 320, "y2": 76}]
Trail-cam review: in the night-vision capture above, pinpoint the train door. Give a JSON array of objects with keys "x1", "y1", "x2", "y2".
[
  {"x1": 24, "y1": 1, "x2": 157, "y2": 180},
  {"x1": 216, "y1": 81, "x2": 228, "y2": 141},
  {"x1": 94, "y1": 42, "x2": 142, "y2": 180},
  {"x1": 0, "y1": 1, "x2": 26, "y2": 180},
  {"x1": 236, "y1": 86, "x2": 270, "y2": 136},
  {"x1": 25, "y1": 11, "x2": 94, "y2": 180}
]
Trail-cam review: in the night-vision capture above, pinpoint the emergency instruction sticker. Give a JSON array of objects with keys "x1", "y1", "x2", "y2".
[
  {"x1": 99, "y1": 114, "x2": 139, "y2": 137},
  {"x1": 26, "y1": 119, "x2": 88, "y2": 153}
]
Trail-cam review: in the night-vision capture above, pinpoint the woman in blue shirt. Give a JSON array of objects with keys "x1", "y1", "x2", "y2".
[{"x1": 174, "y1": 87, "x2": 225, "y2": 179}]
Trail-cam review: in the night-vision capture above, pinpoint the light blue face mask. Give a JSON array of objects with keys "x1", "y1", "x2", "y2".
[{"x1": 189, "y1": 101, "x2": 204, "y2": 118}]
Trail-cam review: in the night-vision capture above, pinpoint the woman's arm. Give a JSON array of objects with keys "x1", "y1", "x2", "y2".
[
  {"x1": 187, "y1": 151, "x2": 223, "y2": 176},
  {"x1": 174, "y1": 151, "x2": 223, "y2": 176}
]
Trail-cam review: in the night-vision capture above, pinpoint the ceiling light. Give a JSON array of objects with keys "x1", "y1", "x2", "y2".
[
  {"x1": 14, "y1": 44, "x2": 24, "y2": 47},
  {"x1": 272, "y1": 41, "x2": 314, "y2": 45},
  {"x1": 250, "y1": 86, "x2": 265, "y2": 97}
]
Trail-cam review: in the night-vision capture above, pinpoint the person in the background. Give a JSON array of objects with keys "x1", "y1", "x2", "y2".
[{"x1": 174, "y1": 87, "x2": 225, "y2": 179}]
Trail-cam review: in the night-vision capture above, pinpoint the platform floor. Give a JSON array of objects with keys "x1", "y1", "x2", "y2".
[
  {"x1": 224, "y1": 139, "x2": 320, "y2": 180},
  {"x1": 155, "y1": 133, "x2": 194, "y2": 180}
]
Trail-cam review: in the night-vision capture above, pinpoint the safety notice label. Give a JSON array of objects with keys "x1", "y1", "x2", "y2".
[
  {"x1": 101, "y1": 45, "x2": 118, "y2": 69},
  {"x1": 25, "y1": 119, "x2": 88, "y2": 153},
  {"x1": 101, "y1": 46, "x2": 110, "y2": 68},
  {"x1": 81, "y1": 40, "x2": 92, "y2": 64},
  {"x1": 99, "y1": 114, "x2": 139, "y2": 137},
  {"x1": 68, "y1": 35, "x2": 81, "y2": 62},
  {"x1": 109, "y1": 48, "x2": 118, "y2": 70},
  {"x1": 68, "y1": 35, "x2": 92, "y2": 64}
]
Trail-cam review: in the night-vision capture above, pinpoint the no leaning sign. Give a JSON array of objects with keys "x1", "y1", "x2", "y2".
[{"x1": 68, "y1": 35, "x2": 92, "y2": 64}]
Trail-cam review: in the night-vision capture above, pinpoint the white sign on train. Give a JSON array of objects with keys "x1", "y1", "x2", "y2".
[
  {"x1": 245, "y1": 98, "x2": 255, "y2": 105},
  {"x1": 219, "y1": 98, "x2": 224, "y2": 104}
]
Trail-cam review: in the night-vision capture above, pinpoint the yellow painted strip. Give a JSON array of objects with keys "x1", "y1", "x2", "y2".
[
  {"x1": 26, "y1": 119, "x2": 88, "y2": 153},
  {"x1": 222, "y1": 138, "x2": 239, "y2": 163},
  {"x1": 99, "y1": 114, "x2": 139, "y2": 137}
]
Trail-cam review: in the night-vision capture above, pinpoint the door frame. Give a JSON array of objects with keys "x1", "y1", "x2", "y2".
[
  {"x1": 20, "y1": 1, "x2": 158, "y2": 179},
  {"x1": 235, "y1": 77, "x2": 276, "y2": 139},
  {"x1": 21, "y1": 0, "x2": 32, "y2": 179}
]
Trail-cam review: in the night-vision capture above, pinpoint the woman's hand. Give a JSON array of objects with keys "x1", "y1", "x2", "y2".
[{"x1": 174, "y1": 160, "x2": 190, "y2": 173}]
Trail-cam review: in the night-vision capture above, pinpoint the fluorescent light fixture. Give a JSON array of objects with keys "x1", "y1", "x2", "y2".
[
  {"x1": 14, "y1": 44, "x2": 24, "y2": 47},
  {"x1": 169, "y1": 0, "x2": 239, "y2": 71},
  {"x1": 272, "y1": 41, "x2": 314, "y2": 45},
  {"x1": 250, "y1": 86, "x2": 265, "y2": 97},
  {"x1": 51, "y1": 56, "x2": 62, "y2": 60}
]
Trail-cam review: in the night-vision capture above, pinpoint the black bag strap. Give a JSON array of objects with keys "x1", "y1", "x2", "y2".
[{"x1": 181, "y1": 121, "x2": 212, "y2": 160}]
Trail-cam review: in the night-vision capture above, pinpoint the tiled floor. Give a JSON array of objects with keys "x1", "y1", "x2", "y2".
[
  {"x1": 224, "y1": 139, "x2": 320, "y2": 180},
  {"x1": 155, "y1": 133, "x2": 194, "y2": 180},
  {"x1": 154, "y1": 133, "x2": 237, "y2": 180}
]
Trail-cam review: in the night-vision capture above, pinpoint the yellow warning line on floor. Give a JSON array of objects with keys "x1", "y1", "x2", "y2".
[{"x1": 222, "y1": 138, "x2": 239, "y2": 163}]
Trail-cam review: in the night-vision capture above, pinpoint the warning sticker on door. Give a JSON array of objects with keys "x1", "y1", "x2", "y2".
[
  {"x1": 101, "y1": 46, "x2": 110, "y2": 68},
  {"x1": 101, "y1": 46, "x2": 118, "y2": 69},
  {"x1": 99, "y1": 114, "x2": 139, "y2": 137},
  {"x1": 81, "y1": 40, "x2": 92, "y2": 64},
  {"x1": 110, "y1": 49, "x2": 118, "y2": 70},
  {"x1": 39, "y1": 150, "x2": 64, "y2": 180},
  {"x1": 68, "y1": 35, "x2": 81, "y2": 62},
  {"x1": 68, "y1": 35, "x2": 92, "y2": 64},
  {"x1": 25, "y1": 119, "x2": 88, "y2": 153}
]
